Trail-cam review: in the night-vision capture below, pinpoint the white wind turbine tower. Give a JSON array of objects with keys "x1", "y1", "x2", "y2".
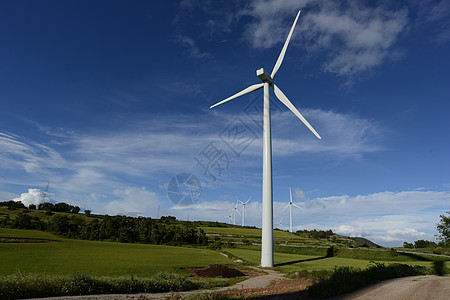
[
  {"x1": 281, "y1": 186, "x2": 303, "y2": 233},
  {"x1": 238, "y1": 196, "x2": 252, "y2": 227},
  {"x1": 226, "y1": 213, "x2": 232, "y2": 224},
  {"x1": 210, "y1": 10, "x2": 321, "y2": 267},
  {"x1": 232, "y1": 203, "x2": 241, "y2": 225}
]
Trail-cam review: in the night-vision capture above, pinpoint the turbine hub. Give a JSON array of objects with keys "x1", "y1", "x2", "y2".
[{"x1": 257, "y1": 68, "x2": 273, "y2": 84}]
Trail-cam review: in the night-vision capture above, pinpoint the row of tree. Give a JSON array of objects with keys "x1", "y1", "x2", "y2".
[
  {"x1": 0, "y1": 202, "x2": 208, "y2": 246},
  {"x1": 403, "y1": 240, "x2": 439, "y2": 249},
  {"x1": 295, "y1": 229, "x2": 334, "y2": 239},
  {"x1": 0, "y1": 200, "x2": 81, "y2": 213}
]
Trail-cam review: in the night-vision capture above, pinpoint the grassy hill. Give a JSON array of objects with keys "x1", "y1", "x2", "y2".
[
  {"x1": 0, "y1": 228, "x2": 229, "y2": 277},
  {"x1": 1, "y1": 204, "x2": 373, "y2": 248}
]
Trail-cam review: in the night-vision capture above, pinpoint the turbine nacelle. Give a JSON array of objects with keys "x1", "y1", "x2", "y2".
[{"x1": 257, "y1": 68, "x2": 273, "y2": 85}]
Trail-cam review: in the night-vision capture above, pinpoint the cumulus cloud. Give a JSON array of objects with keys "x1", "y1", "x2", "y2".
[
  {"x1": 241, "y1": 0, "x2": 408, "y2": 81},
  {"x1": 13, "y1": 189, "x2": 44, "y2": 207}
]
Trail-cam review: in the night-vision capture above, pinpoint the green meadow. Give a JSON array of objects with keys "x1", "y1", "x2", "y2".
[
  {"x1": 200, "y1": 226, "x2": 359, "y2": 247},
  {"x1": 224, "y1": 247, "x2": 439, "y2": 274},
  {"x1": 0, "y1": 228, "x2": 229, "y2": 277}
]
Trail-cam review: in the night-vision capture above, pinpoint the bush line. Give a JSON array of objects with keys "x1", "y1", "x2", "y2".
[{"x1": 0, "y1": 271, "x2": 228, "y2": 300}]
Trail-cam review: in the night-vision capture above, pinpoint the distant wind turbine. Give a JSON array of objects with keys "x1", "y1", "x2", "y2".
[
  {"x1": 226, "y1": 214, "x2": 232, "y2": 224},
  {"x1": 210, "y1": 10, "x2": 321, "y2": 267},
  {"x1": 281, "y1": 186, "x2": 302, "y2": 233},
  {"x1": 232, "y1": 203, "x2": 241, "y2": 225},
  {"x1": 277, "y1": 217, "x2": 287, "y2": 231},
  {"x1": 238, "y1": 196, "x2": 252, "y2": 227}
]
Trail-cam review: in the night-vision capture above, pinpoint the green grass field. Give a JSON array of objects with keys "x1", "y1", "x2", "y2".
[
  {"x1": 1, "y1": 227, "x2": 446, "y2": 279},
  {"x1": 0, "y1": 228, "x2": 229, "y2": 277},
  {"x1": 224, "y1": 247, "x2": 437, "y2": 274},
  {"x1": 201, "y1": 226, "x2": 332, "y2": 245},
  {"x1": 0, "y1": 228, "x2": 62, "y2": 240}
]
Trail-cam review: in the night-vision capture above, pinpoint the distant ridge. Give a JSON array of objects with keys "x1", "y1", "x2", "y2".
[{"x1": 350, "y1": 237, "x2": 380, "y2": 248}]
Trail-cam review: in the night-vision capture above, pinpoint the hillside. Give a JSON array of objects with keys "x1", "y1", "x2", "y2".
[{"x1": 0, "y1": 202, "x2": 377, "y2": 249}]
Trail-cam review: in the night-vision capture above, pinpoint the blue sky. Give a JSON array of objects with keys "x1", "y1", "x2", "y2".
[{"x1": 1, "y1": 0, "x2": 449, "y2": 247}]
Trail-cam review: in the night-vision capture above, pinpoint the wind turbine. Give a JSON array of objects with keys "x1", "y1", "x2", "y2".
[
  {"x1": 226, "y1": 214, "x2": 232, "y2": 224},
  {"x1": 210, "y1": 10, "x2": 321, "y2": 267},
  {"x1": 232, "y1": 203, "x2": 241, "y2": 225},
  {"x1": 238, "y1": 196, "x2": 252, "y2": 227},
  {"x1": 281, "y1": 186, "x2": 303, "y2": 233},
  {"x1": 277, "y1": 217, "x2": 287, "y2": 231}
]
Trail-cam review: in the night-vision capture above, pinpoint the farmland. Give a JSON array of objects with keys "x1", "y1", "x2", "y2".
[
  {"x1": 223, "y1": 247, "x2": 437, "y2": 274},
  {"x1": 0, "y1": 228, "x2": 229, "y2": 277}
]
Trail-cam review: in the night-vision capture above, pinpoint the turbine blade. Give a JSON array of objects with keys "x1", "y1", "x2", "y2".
[
  {"x1": 271, "y1": 10, "x2": 301, "y2": 79},
  {"x1": 293, "y1": 203, "x2": 303, "y2": 209},
  {"x1": 289, "y1": 186, "x2": 292, "y2": 203},
  {"x1": 210, "y1": 83, "x2": 264, "y2": 109},
  {"x1": 245, "y1": 196, "x2": 252, "y2": 204},
  {"x1": 273, "y1": 84, "x2": 322, "y2": 139},
  {"x1": 281, "y1": 204, "x2": 290, "y2": 212},
  {"x1": 236, "y1": 209, "x2": 241, "y2": 216}
]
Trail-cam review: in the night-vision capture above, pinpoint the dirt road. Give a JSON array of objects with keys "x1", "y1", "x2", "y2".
[{"x1": 339, "y1": 275, "x2": 450, "y2": 300}]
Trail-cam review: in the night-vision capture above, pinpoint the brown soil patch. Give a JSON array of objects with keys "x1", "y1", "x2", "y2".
[
  {"x1": 186, "y1": 264, "x2": 248, "y2": 278},
  {"x1": 212, "y1": 278, "x2": 313, "y2": 299}
]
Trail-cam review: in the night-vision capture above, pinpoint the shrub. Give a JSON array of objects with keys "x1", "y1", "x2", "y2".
[
  {"x1": 0, "y1": 272, "x2": 224, "y2": 299},
  {"x1": 286, "y1": 269, "x2": 330, "y2": 280}
]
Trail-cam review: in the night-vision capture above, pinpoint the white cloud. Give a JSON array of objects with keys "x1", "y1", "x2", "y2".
[
  {"x1": 0, "y1": 132, "x2": 66, "y2": 175},
  {"x1": 13, "y1": 189, "x2": 43, "y2": 207},
  {"x1": 334, "y1": 225, "x2": 371, "y2": 237},
  {"x1": 294, "y1": 187, "x2": 305, "y2": 200},
  {"x1": 1, "y1": 107, "x2": 383, "y2": 196},
  {"x1": 106, "y1": 187, "x2": 160, "y2": 217},
  {"x1": 271, "y1": 109, "x2": 383, "y2": 156},
  {"x1": 242, "y1": 0, "x2": 408, "y2": 80},
  {"x1": 274, "y1": 190, "x2": 449, "y2": 246}
]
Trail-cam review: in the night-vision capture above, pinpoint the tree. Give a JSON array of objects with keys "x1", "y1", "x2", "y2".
[
  {"x1": 38, "y1": 202, "x2": 54, "y2": 211},
  {"x1": 414, "y1": 239, "x2": 436, "y2": 248},
  {"x1": 436, "y1": 211, "x2": 450, "y2": 246},
  {"x1": 403, "y1": 242, "x2": 414, "y2": 248},
  {"x1": 70, "y1": 206, "x2": 80, "y2": 214}
]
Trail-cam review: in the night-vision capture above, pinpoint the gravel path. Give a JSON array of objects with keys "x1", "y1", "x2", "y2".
[
  {"x1": 35, "y1": 267, "x2": 285, "y2": 300},
  {"x1": 338, "y1": 275, "x2": 450, "y2": 300}
]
